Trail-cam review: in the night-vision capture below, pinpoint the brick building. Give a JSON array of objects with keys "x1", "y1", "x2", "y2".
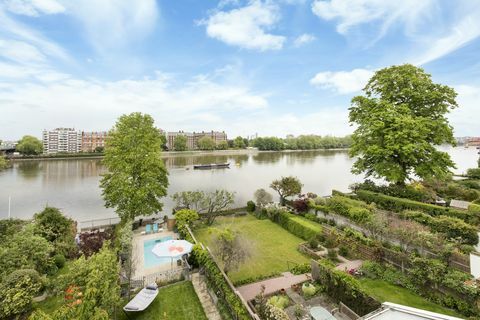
[
  {"x1": 81, "y1": 131, "x2": 108, "y2": 152},
  {"x1": 166, "y1": 130, "x2": 227, "y2": 150}
]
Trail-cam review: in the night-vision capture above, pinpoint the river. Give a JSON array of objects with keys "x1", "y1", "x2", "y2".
[{"x1": 0, "y1": 147, "x2": 478, "y2": 222}]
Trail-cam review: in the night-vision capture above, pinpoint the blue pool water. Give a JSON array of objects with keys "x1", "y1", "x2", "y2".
[{"x1": 143, "y1": 236, "x2": 174, "y2": 268}]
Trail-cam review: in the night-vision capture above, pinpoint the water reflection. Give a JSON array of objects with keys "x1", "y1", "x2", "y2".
[{"x1": 17, "y1": 161, "x2": 41, "y2": 179}]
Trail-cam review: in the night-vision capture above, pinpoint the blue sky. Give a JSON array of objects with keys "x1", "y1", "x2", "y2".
[{"x1": 0, "y1": 0, "x2": 479, "y2": 140}]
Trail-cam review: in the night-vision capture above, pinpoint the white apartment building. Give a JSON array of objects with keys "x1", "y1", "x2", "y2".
[{"x1": 42, "y1": 128, "x2": 82, "y2": 154}]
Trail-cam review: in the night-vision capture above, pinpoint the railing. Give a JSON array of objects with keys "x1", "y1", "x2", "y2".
[
  {"x1": 339, "y1": 301, "x2": 360, "y2": 320},
  {"x1": 130, "y1": 267, "x2": 189, "y2": 289},
  {"x1": 77, "y1": 217, "x2": 121, "y2": 232}
]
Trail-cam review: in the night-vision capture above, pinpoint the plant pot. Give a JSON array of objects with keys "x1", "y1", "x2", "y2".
[{"x1": 280, "y1": 288, "x2": 286, "y2": 295}]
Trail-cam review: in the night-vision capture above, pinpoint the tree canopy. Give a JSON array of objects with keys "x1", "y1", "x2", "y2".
[
  {"x1": 270, "y1": 176, "x2": 303, "y2": 205},
  {"x1": 100, "y1": 112, "x2": 169, "y2": 221},
  {"x1": 197, "y1": 136, "x2": 216, "y2": 150},
  {"x1": 174, "y1": 135, "x2": 188, "y2": 151},
  {"x1": 0, "y1": 156, "x2": 8, "y2": 171},
  {"x1": 16, "y1": 135, "x2": 43, "y2": 155},
  {"x1": 349, "y1": 64, "x2": 457, "y2": 185},
  {"x1": 233, "y1": 136, "x2": 246, "y2": 149}
]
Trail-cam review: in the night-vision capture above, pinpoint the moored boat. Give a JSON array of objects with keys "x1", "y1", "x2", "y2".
[{"x1": 193, "y1": 163, "x2": 230, "y2": 170}]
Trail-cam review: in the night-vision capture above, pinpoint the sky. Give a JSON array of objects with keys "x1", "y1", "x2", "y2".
[{"x1": 0, "y1": 0, "x2": 479, "y2": 140}]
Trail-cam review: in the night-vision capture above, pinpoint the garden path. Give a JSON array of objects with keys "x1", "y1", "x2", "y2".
[
  {"x1": 237, "y1": 272, "x2": 310, "y2": 301},
  {"x1": 335, "y1": 259, "x2": 363, "y2": 272},
  {"x1": 191, "y1": 273, "x2": 222, "y2": 320}
]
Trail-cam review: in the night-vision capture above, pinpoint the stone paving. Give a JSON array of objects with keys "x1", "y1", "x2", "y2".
[{"x1": 191, "y1": 273, "x2": 222, "y2": 320}]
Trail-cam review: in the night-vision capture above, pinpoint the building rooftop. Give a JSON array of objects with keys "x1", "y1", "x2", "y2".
[{"x1": 360, "y1": 302, "x2": 463, "y2": 320}]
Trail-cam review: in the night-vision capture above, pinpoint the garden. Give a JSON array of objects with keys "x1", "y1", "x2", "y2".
[{"x1": 194, "y1": 214, "x2": 311, "y2": 285}]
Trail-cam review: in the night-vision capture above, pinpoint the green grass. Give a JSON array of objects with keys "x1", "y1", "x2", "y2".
[
  {"x1": 122, "y1": 281, "x2": 207, "y2": 320},
  {"x1": 195, "y1": 214, "x2": 310, "y2": 284},
  {"x1": 358, "y1": 278, "x2": 462, "y2": 318}
]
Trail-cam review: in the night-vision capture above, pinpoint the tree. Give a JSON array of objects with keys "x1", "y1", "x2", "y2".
[
  {"x1": 0, "y1": 156, "x2": 8, "y2": 171},
  {"x1": 174, "y1": 209, "x2": 199, "y2": 226},
  {"x1": 16, "y1": 135, "x2": 43, "y2": 155},
  {"x1": 270, "y1": 176, "x2": 303, "y2": 205},
  {"x1": 34, "y1": 207, "x2": 75, "y2": 255},
  {"x1": 233, "y1": 136, "x2": 246, "y2": 149},
  {"x1": 94, "y1": 146, "x2": 104, "y2": 153},
  {"x1": 254, "y1": 189, "x2": 273, "y2": 207},
  {"x1": 100, "y1": 113, "x2": 169, "y2": 222},
  {"x1": 349, "y1": 64, "x2": 457, "y2": 185},
  {"x1": 364, "y1": 213, "x2": 388, "y2": 240},
  {"x1": 212, "y1": 229, "x2": 251, "y2": 273},
  {"x1": 174, "y1": 135, "x2": 188, "y2": 151},
  {"x1": 172, "y1": 190, "x2": 235, "y2": 225},
  {"x1": 216, "y1": 140, "x2": 229, "y2": 150},
  {"x1": 197, "y1": 136, "x2": 216, "y2": 150},
  {"x1": 159, "y1": 133, "x2": 168, "y2": 151}
]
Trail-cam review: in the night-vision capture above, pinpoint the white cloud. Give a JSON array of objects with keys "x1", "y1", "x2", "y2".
[
  {"x1": 62, "y1": 0, "x2": 159, "y2": 53},
  {"x1": 4, "y1": 0, "x2": 65, "y2": 16},
  {"x1": 293, "y1": 33, "x2": 316, "y2": 47},
  {"x1": 200, "y1": 1, "x2": 285, "y2": 51},
  {"x1": 311, "y1": 0, "x2": 433, "y2": 36},
  {"x1": 0, "y1": 39, "x2": 46, "y2": 63},
  {"x1": 449, "y1": 85, "x2": 480, "y2": 136},
  {"x1": 414, "y1": 14, "x2": 480, "y2": 65},
  {"x1": 310, "y1": 69, "x2": 373, "y2": 94}
]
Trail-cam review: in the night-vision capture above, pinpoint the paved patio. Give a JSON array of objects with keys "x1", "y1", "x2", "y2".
[
  {"x1": 335, "y1": 259, "x2": 363, "y2": 272},
  {"x1": 131, "y1": 227, "x2": 181, "y2": 278},
  {"x1": 237, "y1": 272, "x2": 310, "y2": 301}
]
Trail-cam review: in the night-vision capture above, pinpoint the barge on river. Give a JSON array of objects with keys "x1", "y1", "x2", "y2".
[{"x1": 193, "y1": 163, "x2": 230, "y2": 170}]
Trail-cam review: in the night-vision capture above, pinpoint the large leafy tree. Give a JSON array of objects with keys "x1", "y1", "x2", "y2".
[
  {"x1": 349, "y1": 64, "x2": 457, "y2": 185},
  {"x1": 197, "y1": 136, "x2": 216, "y2": 150},
  {"x1": 16, "y1": 135, "x2": 43, "y2": 155},
  {"x1": 212, "y1": 228, "x2": 251, "y2": 273},
  {"x1": 0, "y1": 156, "x2": 8, "y2": 171},
  {"x1": 174, "y1": 135, "x2": 188, "y2": 151},
  {"x1": 270, "y1": 176, "x2": 303, "y2": 205},
  {"x1": 233, "y1": 136, "x2": 246, "y2": 149},
  {"x1": 100, "y1": 113, "x2": 169, "y2": 221}
]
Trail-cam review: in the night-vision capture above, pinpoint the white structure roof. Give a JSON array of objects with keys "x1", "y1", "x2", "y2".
[
  {"x1": 450, "y1": 199, "x2": 470, "y2": 210},
  {"x1": 361, "y1": 302, "x2": 464, "y2": 320}
]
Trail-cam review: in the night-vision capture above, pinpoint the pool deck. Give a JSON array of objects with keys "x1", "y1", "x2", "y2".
[{"x1": 132, "y1": 228, "x2": 182, "y2": 278}]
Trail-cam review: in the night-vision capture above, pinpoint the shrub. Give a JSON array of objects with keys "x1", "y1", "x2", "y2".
[
  {"x1": 292, "y1": 198, "x2": 309, "y2": 213},
  {"x1": 302, "y1": 282, "x2": 317, "y2": 297},
  {"x1": 308, "y1": 237, "x2": 319, "y2": 249},
  {"x1": 327, "y1": 249, "x2": 338, "y2": 261},
  {"x1": 325, "y1": 195, "x2": 374, "y2": 224},
  {"x1": 0, "y1": 269, "x2": 44, "y2": 318},
  {"x1": 246, "y1": 201, "x2": 256, "y2": 212},
  {"x1": 54, "y1": 254, "x2": 66, "y2": 269},
  {"x1": 338, "y1": 245, "x2": 349, "y2": 257},
  {"x1": 291, "y1": 263, "x2": 310, "y2": 275},
  {"x1": 267, "y1": 295, "x2": 289, "y2": 309},
  {"x1": 467, "y1": 168, "x2": 480, "y2": 179},
  {"x1": 275, "y1": 211, "x2": 319, "y2": 240}
]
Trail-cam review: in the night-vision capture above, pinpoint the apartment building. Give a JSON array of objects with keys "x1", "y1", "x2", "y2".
[
  {"x1": 42, "y1": 128, "x2": 82, "y2": 154},
  {"x1": 81, "y1": 131, "x2": 108, "y2": 152},
  {"x1": 166, "y1": 130, "x2": 227, "y2": 150}
]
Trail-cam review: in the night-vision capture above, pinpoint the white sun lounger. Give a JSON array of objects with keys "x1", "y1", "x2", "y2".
[{"x1": 123, "y1": 284, "x2": 158, "y2": 312}]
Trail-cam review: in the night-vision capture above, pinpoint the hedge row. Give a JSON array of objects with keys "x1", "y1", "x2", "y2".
[
  {"x1": 275, "y1": 211, "x2": 321, "y2": 240},
  {"x1": 401, "y1": 211, "x2": 479, "y2": 245},
  {"x1": 356, "y1": 190, "x2": 479, "y2": 225},
  {"x1": 324, "y1": 195, "x2": 374, "y2": 224},
  {"x1": 315, "y1": 260, "x2": 381, "y2": 316}
]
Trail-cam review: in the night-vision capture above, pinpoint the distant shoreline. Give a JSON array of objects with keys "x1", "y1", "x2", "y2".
[{"x1": 8, "y1": 148, "x2": 351, "y2": 162}]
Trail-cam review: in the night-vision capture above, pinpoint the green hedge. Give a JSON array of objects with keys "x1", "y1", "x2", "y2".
[
  {"x1": 467, "y1": 168, "x2": 480, "y2": 179},
  {"x1": 401, "y1": 211, "x2": 478, "y2": 245},
  {"x1": 316, "y1": 260, "x2": 381, "y2": 316},
  {"x1": 275, "y1": 211, "x2": 321, "y2": 240},
  {"x1": 356, "y1": 190, "x2": 478, "y2": 225}
]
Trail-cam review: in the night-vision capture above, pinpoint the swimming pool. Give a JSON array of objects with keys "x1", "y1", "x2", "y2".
[{"x1": 143, "y1": 236, "x2": 174, "y2": 268}]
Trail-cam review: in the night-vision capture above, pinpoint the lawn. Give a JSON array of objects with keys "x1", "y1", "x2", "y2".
[
  {"x1": 122, "y1": 281, "x2": 207, "y2": 320},
  {"x1": 358, "y1": 278, "x2": 462, "y2": 318},
  {"x1": 289, "y1": 215, "x2": 323, "y2": 232},
  {"x1": 195, "y1": 214, "x2": 310, "y2": 284}
]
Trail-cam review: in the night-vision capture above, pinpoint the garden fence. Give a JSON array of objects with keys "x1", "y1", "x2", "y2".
[{"x1": 130, "y1": 267, "x2": 189, "y2": 289}]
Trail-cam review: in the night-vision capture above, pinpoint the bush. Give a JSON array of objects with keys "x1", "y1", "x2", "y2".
[
  {"x1": 53, "y1": 254, "x2": 66, "y2": 269},
  {"x1": 308, "y1": 237, "x2": 319, "y2": 249},
  {"x1": 291, "y1": 263, "x2": 310, "y2": 275},
  {"x1": 325, "y1": 195, "x2": 374, "y2": 224},
  {"x1": 275, "y1": 211, "x2": 319, "y2": 240},
  {"x1": 292, "y1": 198, "x2": 309, "y2": 213},
  {"x1": 302, "y1": 282, "x2": 317, "y2": 297},
  {"x1": 467, "y1": 168, "x2": 480, "y2": 179},
  {"x1": 246, "y1": 201, "x2": 256, "y2": 212},
  {"x1": 0, "y1": 269, "x2": 44, "y2": 318},
  {"x1": 327, "y1": 249, "x2": 338, "y2": 261},
  {"x1": 338, "y1": 245, "x2": 349, "y2": 257},
  {"x1": 268, "y1": 295, "x2": 289, "y2": 309},
  {"x1": 356, "y1": 190, "x2": 477, "y2": 225}
]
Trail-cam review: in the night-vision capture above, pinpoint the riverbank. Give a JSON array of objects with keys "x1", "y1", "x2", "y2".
[{"x1": 9, "y1": 148, "x2": 351, "y2": 162}]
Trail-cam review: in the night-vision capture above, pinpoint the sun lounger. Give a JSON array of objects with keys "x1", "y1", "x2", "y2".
[
  {"x1": 123, "y1": 284, "x2": 158, "y2": 312},
  {"x1": 153, "y1": 223, "x2": 158, "y2": 233},
  {"x1": 145, "y1": 224, "x2": 152, "y2": 234}
]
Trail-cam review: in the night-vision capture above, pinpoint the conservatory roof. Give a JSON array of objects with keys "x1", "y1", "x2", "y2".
[{"x1": 360, "y1": 302, "x2": 464, "y2": 320}]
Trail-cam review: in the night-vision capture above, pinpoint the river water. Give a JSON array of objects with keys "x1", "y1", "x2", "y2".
[{"x1": 0, "y1": 147, "x2": 478, "y2": 221}]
